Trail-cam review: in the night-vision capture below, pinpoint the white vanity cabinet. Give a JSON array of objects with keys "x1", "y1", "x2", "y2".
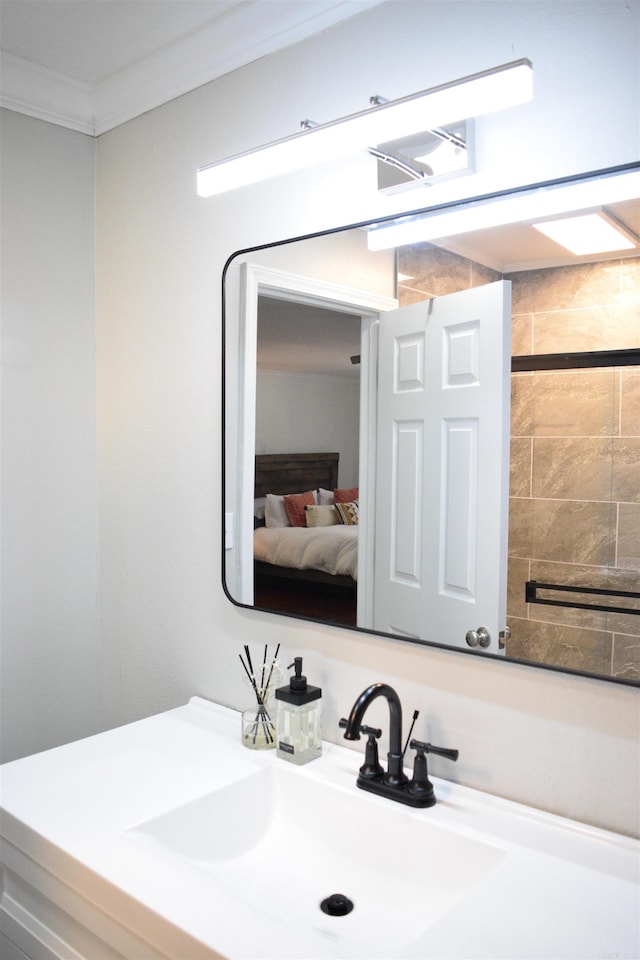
[{"x1": 1, "y1": 698, "x2": 638, "y2": 960}]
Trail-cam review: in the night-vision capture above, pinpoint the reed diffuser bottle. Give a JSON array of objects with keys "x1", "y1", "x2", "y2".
[
  {"x1": 239, "y1": 643, "x2": 281, "y2": 750},
  {"x1": 275, "y1": 657, "x2": 322, "y2": 765}
]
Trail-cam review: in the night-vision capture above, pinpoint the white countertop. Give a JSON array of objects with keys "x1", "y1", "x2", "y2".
[{"x1": 1, "y1": 697, "x2": 639, "y2": 959}]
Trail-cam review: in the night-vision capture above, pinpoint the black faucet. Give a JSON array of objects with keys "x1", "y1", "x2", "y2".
[
  {"x1": 342, "y1": 682, "x2": 406, "y2": 786},
  {"x1": 341, "y1": 682, "x2": 459, "y2": 808}
]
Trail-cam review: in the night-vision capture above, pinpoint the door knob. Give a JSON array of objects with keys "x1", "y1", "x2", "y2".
[{"x1": 465, "y1": 626, "x2": 491, "y2": 648}]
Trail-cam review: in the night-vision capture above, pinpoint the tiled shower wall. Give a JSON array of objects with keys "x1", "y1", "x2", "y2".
[
  {"x1": 506, "y1": 259, "x2": 639, "y2": 680},
  {"x1": 398, "y1": 246, "x2": 639, "y2": 679}
]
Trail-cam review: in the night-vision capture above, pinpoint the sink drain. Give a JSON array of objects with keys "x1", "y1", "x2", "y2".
[{"x1": 320, "y1": 893, "x2": 354, "y2": 916}]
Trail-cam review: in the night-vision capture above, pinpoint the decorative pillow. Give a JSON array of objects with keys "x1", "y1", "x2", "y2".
[
  {"x1": 265, "y1": 490, "x2": 317, "y2": 527},
  {"x1": 317, "y1": 487, "x2": 335, "y2": 506},
  {"x1": 305, "y1": 504, "x2": 339, "y2": 527},
  {"x1": 335, "y1": 500, "x2": 359, "y2": 525},
  {"x1": 334, "y1": 487, "x2": 359, "y2": 504},
  {"x1": 264, "y1": 494, "x2": 290, "y2": 528},
  {"x1": 284, "y1": 490, "x2": 316, "y2": 527},
  {"x1": 254, "y1": 497, "x2": 266, "y2": 520}
]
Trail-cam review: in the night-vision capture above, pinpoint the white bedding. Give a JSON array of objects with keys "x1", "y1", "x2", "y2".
[{"x1": 254, "y1": 525, "x2": 358, "y2": 581}]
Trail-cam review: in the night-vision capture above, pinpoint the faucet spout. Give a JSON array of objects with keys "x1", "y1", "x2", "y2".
[
  {"x1": 342, "y1": 682, "x2": 459, "y2": 808},
  {"x1": 343, "y1": 682, "x2": 406, "y2": 786}
]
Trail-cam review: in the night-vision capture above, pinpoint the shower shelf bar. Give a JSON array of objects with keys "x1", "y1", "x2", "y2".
[
  {"x1": 512, "y1": 347, "x2": 640, "y2": 372},
  {"x1": 525, "y1": 580, "x2": 640, "y2": 616}
]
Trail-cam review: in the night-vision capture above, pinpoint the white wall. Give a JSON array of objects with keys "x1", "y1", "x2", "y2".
[
  {"x1": 3, "y1": 1, "x2": 635, "y2": 834},
  {"x1": 256, "y1": 370, "x2": 360, "y2": 488},
  {"x1": 95, "y1": 0, "x2": 640, "y2": 838},
  {"x1": 238, "y1": 226, "x2": 396, "y2": 294},
  {"x1": 0, "y1": 110, "x2": 105, "y2": 762}
]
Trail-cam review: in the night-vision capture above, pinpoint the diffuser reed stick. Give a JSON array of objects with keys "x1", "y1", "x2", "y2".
[{"x1": 239, "y1": 643, "x2": 280, "y2": 747}]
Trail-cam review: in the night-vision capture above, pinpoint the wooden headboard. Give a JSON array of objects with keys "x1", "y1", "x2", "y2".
[{"x1": 254, "y1": 453, "x2": 339, "y2": 498}]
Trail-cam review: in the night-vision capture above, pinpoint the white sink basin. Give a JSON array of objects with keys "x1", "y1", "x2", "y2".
[
  {"x1": 128, "y1": 762, "x2": 505, "y2": 957},
  {"x1": 3, "y1": 699, "x2": 638, "y2": 960}
]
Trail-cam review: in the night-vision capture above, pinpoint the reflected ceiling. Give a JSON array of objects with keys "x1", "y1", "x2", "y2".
[
  {"x1": 258, "y1": 199, "x2": 640, "y2": 377},
  {"x1": 431, "y1": 198, "x2": 640, "y2": 272}
]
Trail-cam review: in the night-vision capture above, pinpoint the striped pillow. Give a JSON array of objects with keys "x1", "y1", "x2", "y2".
[{"x1": 335, "y1": 500, "x2": 359, "y2": 525}]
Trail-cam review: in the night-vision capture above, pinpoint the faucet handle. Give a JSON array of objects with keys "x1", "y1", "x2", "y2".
[
  {"x1": 408, "y1": 740, "x2": 459, "y2": 806},
  {"x1": 338, "y1": 719, "x2": 382, "y2": 739},
  {"x1": 360, "y1": 723, "x2": 382, "y2": 739},
  {"x1": 410, "y1": 739, "x2": 459, "y2": 762},
  {"x1": 339, "y1": 719, "x2": 384, "y2": 780}
]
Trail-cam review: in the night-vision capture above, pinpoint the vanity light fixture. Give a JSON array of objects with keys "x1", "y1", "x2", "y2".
[
  {"x1": 373, "y1": 119, "x2": 472, "y2": 193},
  {"x1": 196, "y1": 59, "x2": 532, "y2": 197},
  {"x1": 532, "y1": 211, "x2": 638, "y2": 255},
  {"x1": 367, "y1": 167, "x2": 640, "y2": 250}
]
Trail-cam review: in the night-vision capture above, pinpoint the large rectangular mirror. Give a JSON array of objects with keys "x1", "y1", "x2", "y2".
[{"x1": 223, "y1": 166, "x2": 639, "y2": 685}]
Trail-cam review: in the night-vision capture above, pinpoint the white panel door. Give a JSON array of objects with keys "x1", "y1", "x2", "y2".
[{"x1": 374, "y1": 281, "x2": 510, "y2": 652}]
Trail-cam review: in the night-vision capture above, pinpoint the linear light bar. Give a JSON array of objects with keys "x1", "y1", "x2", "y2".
[
  {"x1": 532, "y1": 212, "x2": 637, "y2": 255},
  {"x1": 367, "y1": 169, "x2": 640, "y2": 250},
  {"x1": 197, "y1": 60, "x2": 532, "y2": 197}
]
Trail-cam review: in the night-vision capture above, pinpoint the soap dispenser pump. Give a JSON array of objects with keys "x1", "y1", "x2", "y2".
[{"x1": 275, "y1": 657, "x2": 322, "y2": 765}]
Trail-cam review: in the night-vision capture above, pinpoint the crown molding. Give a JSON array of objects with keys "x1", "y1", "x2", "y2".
[
  {"x1": 1, "y1": 53, "x2": 95, "y2": 135},
  {"x1": 1, "y1": 0, "x2": 386, "y2": 137}
]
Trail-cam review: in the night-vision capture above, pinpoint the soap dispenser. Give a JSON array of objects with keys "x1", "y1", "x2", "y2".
[{"x1": 275, "y1": 657, "x2": 322, "y2": 765}]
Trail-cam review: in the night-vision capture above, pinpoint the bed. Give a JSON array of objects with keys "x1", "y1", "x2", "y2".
[{"x1": 253, "y1": 453, "x2": 358, "y2": 624}]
